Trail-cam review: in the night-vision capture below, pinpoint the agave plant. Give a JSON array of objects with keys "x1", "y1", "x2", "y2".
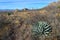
[{"x1": 31, "y1": 21, "x2": 52, "y2": 37}]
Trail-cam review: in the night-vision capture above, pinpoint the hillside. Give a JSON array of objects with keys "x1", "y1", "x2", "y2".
[{"x1": 0, "y1": 1, "x2": 60, "y2": 40}]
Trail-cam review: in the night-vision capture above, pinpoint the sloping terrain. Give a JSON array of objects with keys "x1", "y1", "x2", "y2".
[{"x1": 0, "y1": 1, "x2": 60, "y2": 40}]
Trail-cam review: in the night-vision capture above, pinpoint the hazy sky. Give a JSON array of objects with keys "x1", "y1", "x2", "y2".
[{"x1": 0, "y1": 0, "x2": 57, "y2": 9}]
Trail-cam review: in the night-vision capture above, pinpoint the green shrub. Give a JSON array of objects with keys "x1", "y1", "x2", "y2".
[{"x1": 57, "y1": 6, "x2": 60, "y2": 8}]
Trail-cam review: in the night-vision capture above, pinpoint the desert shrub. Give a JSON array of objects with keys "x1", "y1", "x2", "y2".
[
  {"x1": 8, "y1": 12, "x2": 11, "y2": 15},
  {"x1": 57, "y1": 6, "x2": 60, "y2": 8},
  {"x1": 57, "y1": 35, "x2": 60, "y2": 40}
]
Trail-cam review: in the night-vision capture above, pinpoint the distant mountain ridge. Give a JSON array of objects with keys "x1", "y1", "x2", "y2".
[{"x1": 0, "y1": 1, "x2": 60, "y2": 13}]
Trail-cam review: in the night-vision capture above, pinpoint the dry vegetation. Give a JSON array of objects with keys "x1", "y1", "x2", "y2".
[{"x1": 0, "y1": 2, "x2": 60, "y2": 40}]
